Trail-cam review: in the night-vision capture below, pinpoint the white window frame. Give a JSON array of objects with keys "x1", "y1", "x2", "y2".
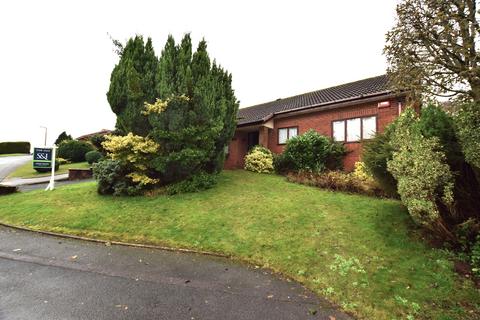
[
  {"x1": 278, "y1": 126, "x2": 298, "y2": 144},
  {"x1": 332, "y1": 120, "x2": 345, "y2": 142},
  {"x1": 331, "y1": 115, "x2": 377, "y2": 142}
]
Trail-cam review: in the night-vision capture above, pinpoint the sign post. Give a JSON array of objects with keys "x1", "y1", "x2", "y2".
[
  {"x1": 45, "y1": 145, "x2": 56, "y2": 191},
  {"x1": 33, "y1": 146, "x2": 57, "y2": 191}
]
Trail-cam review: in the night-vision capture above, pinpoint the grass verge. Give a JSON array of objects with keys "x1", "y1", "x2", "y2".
[
  {"x1": 0, "y1": 153, "x2": 29, "y2": 157},
  {"x1": 8, "y1": 161, "x2": 90, "y2": 178},
  {"x1": 0, "y1": 170, "x2": 478, "y2": 319}
]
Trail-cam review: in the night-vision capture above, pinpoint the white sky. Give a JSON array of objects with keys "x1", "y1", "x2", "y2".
[{"x1": 0, "y1": 0, "x2": 399, "y2": 147}]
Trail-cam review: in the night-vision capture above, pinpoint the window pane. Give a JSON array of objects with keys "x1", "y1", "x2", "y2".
[
  {"x1": 278, "y1": 128, "x2": 288, "y2": 144},
  {"x1": 288, "y1": 127, "x2": 298, "y2": 139},
  {"x1": 362, "y1": 116, "x2": 376, "y2": 139},
  {"x1": 333, "y1": 120, "x2": 345, "y2": 142},
  {"x1": 346, "y1": 118, "x2": 361, "y2": 142}
]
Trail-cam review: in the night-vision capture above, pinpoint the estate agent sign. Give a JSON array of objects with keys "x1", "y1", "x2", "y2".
[
  {"x1": 33, "y1": 146, "x2": 57, "y2": 191},
  {"x1": 33, "y1": 147, "x2": 53, "y2": 169}
]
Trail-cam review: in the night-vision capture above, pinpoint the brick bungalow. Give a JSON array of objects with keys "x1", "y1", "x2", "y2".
[{"x1": 224, "y1": 75, "x2": 407, "y2": 171}]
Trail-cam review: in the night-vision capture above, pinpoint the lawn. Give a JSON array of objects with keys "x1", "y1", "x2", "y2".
[
  {"x1": 0, "y1": 170, "x2": 478, "y2": 319},
  {"x1": 0, "y1": 153, "x2": 29, "y2": 157},
  {"x1": 8, "y1": 161, "x2": 90, "y2": 178}
]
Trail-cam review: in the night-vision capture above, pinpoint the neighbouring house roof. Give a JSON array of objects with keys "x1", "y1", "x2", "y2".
[
  {"x1": 76, "y1": 129, "x2": 112, "y2": 141},
  {"x1": 237, "y1": 74, "x2": 396, "y2": 126}
]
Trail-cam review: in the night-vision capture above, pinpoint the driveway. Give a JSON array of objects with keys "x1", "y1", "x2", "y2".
[
  {"x1": 0, "y1": 226, "x2": 351, "y2": 320},
  {"x1": 0, "y1": 155, "x2": 30, "y2": 182}
]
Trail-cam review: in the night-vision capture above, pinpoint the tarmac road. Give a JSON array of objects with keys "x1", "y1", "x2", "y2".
[
  {"x1": 0, "y1": 226, "x2": 352, "y2": 320},
  {"x1": 0, "y1": 155, "x2": 30, "y2": 182}
]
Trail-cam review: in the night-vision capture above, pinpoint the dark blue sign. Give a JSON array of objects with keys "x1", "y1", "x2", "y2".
[{"x1": 33, "y1": 147, "x2": 53, "y2": 169}]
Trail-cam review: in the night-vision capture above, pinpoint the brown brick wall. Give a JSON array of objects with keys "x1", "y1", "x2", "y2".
[
  {"x1": 224, "y1": 131, "x2": 248, "y2": 169},
  {"x1": 225, "y1": 97, "x2": 403, "y2": 171}
]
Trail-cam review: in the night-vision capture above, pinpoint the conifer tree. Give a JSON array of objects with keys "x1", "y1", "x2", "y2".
[{"x1": 107, "y1": 35, "x2": 157, "y2": 136}]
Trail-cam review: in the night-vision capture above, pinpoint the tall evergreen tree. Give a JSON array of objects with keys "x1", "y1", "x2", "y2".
[
  {"x1": 54, "y1": 131, "x2": 72, "y2": 145},
  {"x1": 107, "y1": 35, "x2": 157, "y2": 136},
  {"x1": 104, "y1": 34, "x2": 238, "y2": 191},
  {"x1": 156, "y1": 35, "x2": 177, "y2": 99},
  {"x1": 148, "y1": 35, "x2": 238, "y2": 182}
]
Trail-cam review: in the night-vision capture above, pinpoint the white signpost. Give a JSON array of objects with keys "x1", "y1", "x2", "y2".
[{"x1": 45, "y1": 145, "x2": 56, "y2": 191}]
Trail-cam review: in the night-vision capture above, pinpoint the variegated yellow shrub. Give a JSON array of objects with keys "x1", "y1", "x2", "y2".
[
  {"x1": 102, "y1": 133, "x2": 160, "y2": 186},
  {"x1": 244, "y1": 147, "x2": 274, "y2": 173}
]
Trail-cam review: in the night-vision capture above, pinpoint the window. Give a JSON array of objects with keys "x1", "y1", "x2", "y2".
[
  {"x1": 332, "y1": 116, "x2": 377, "y2": 142},
  {"x1": 278, "y1": 126, "x2": 298, "y2": 144},
  {"x1": 362, "y1": 116, "x2": 376, "y2": 140},
  {"x1": 332, "y1": 120, "x2": 345, "y2": 142},
  {"x1": 346, "y1": 118, "x2": 361, "y2": 142}
]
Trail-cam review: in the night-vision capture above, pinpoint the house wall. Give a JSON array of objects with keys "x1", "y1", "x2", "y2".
[
  {"x1": 224, "y1": 131, "x2": 249, "y2": 169},
  {"x1": 225, "y1": 97, "x2": 403, "y2": 171}
]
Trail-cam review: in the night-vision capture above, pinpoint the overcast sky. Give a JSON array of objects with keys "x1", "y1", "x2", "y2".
[{"x1": 0, "y1": 0, "x2": 399, "y2": 147}]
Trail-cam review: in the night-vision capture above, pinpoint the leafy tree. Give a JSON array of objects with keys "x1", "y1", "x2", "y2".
[
  {"x1": 385, "y1": 0, "x2": 480, "y2": 102},
  {"x1": 107, "y1": 36, "x2": 158, "y2": 135},
  {"x1": 54, "y1": 131, "x2": 72, "y2": 145}
]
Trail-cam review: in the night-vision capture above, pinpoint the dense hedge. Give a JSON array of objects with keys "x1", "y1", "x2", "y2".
[
  {"x1": 57, "y1": 140, "x2": 94, "y2": 162},
  {"x1": 0, "y1": 141, "x2": 30, "y2": 154}
]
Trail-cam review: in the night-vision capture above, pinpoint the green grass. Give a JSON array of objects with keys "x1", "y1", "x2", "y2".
[
  {"x1": 8, "y1": 161, "x2": 90, "y2": 178},
  {"x1": 0, "y1": 170, "x2": 478, "y2": 319},
  {"x1": 0, "y1": 153, "x2": 29, "y2": 157}
]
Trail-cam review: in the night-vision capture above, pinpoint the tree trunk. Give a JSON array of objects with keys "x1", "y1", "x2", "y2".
[{"x1": 469, "y1": 80, "x2": 480, "y2": 103}]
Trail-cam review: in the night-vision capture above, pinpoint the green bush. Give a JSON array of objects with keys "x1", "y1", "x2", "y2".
[
  {"x1": 92, "y1": 159, "x2": 142, "y2": 196},
  {"x1": 362, "y1": 122, "x2": 398, "y2": 198},
  {"x1": 455, "y1": 102, "x2": 480, "y2": 170},
  {"x1": 273, "y1": 152, "x2": 294, "y2": 174},
  {"x1": 471, "y1": 235, "x2": 480, "y2": 277},
  {"x1": 34, "y1": 160, "x2": 60, "y2": 173},
  {"x1": 89, "y1": 134, "x2": 107, "y2": 155},
  {"x1": 244, "y1": 146, "x2": 274, "y2": 173},
  {"x1": 57, "y1": 140, "x2": 94, "y2": 162},
  {"x1": 85, "y1": 150, "x2": 103, "y2": 165},
  {"x1": 0, "y1": 141, "x2": 30, "y2": 154},
  {"x1": 166, "y1": 171, "x2": 217, "y2": 195},
  {"x1": 387, "y1": 108, "x2": 456, "y2": 240},
  {"x1": 281, "y1": 129, "x2": 346, "y2": 173},
  {"x1": 56, "y1": 157, "x2": 69, "y2": 165}
]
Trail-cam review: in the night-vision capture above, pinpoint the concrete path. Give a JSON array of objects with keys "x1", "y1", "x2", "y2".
[
  {"x1": 0, "y1": 226, "x2": 352, "y2": 320},
  {"x1": 0, "y1": 155, "x2": 30, "y2": 182},
  {"x1": 16, "y1": 178, "x2": 94, "y2": 192},
  {"x1": 1, "y1": 173, "x2": 69, "y2": 187}
]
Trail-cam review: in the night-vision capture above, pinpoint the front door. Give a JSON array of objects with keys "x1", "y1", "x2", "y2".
[{"x1": 247, "y1": 131, "x2": 259, "y2": 151}]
